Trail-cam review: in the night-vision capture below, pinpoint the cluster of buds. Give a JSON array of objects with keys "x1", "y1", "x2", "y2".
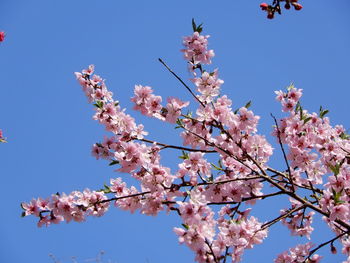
[{"x1": 260, "y1": 0, "x2": 303, "y2": 19}]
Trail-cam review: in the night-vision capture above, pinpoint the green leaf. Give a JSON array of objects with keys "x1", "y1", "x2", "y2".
[
  {"x1": 329, "y1": 164, "x2": 340, "y2": 176},
  {"x1": 320, "y1": 110, "x2": 329, "y2": 118},
  {"x1": 182, "y1": 223, "x2": 190, "y2": 230},
  {"x1": 244, "y1": 101, "x2": 252, "y2": 109},
  {"x1": 303, "y1": 117, "x2": 312, "y2": 124},
  {"x1": 218, "y1": 159, "x2": 223, "y2": 168},
  {"x1": 99, "y1": 184, "x2": 112, "y2": 194},
  {"x1": 211, "y1": 163, "x2": 223, "y2": 171},
  {"x1": 197, "y1": 24, "x2": 203, "y2": 33},
  {"x1": 332, "y1": 188, "x2": 344, "y2": 204},
  {"x1": 192, "y1": 18, "x2": 197, "y2": 32},
  {"x1": 93, "y1": 100, "x2": 104, "y2": 109},
  {"x1": 21, "y1": 211, "x2": 26, "y2": 218},
  {"x1": 294, "y1": 101, "x2": 301, "y2": 114},
  {"x1": 191, "y1": 18, "x2": 203, "y2": 33},
  {"x1": 179, "y1": 151, "x2": 189, "y2": 160},
  {"x1": 340, "y1": 132, "x2": 350, "y2": 140},
  {"x1": 319, "y1": 106, "x2": 329, "y2": 119},
  {"x1": 176, "y1": 118, "x2": 183, "y2": 127},
  {"x1": 109, "y1": 160, "x2": 119, "y2": 166},
  {"x1": 287, "y1": 83, "x2": 295, "y2": 91}
]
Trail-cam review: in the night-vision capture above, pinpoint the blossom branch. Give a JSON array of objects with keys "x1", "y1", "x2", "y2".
[{"x1": 303, "y1": 231, "x2": 349, "y2": 262}]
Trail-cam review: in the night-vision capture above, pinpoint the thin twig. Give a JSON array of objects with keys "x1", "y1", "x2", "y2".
[
  {"x1": 271, "y1": 114, "x2": 295, "y2": 191},
  {"x1": 205, "y1": 239, "x2": 219, "y2": 263},
  {"x1": 99, "y1": 191, "x2": 151, "y2": 204},
  {"x1": 260, "y1": 205, "x2": 306, "y2": 231},
  {"x1": 208, "y1": 191, "x2": 284, "y2": 205},
  {"x1": 158, "y1": 58, "x2": 205, "y2": 107},
  {"x1": 138, "y1": 138, "x2": 215, "y2": 153}
]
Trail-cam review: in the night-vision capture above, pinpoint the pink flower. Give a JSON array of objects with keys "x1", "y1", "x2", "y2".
[
  {"x1": 182, "y1": 32, "x2": 215, "y2": 66},
  {"x1": 165, "y1": 97, "x2": 189, "y2": 123}
]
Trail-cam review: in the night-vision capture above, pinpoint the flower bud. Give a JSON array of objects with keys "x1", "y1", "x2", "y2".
[
  {"x1": 267, "y1": 12, "x2": 274, "y2": 19},
  {"x1": 260, "y1": 3, "x2": 269, "y2": 11},
  {"x1": 285, "y1": 3, "x2": 291, "y2": 9},
  {"x1": 331, "y1": 244, "x2": 337, "y2": 254},
  {"x1": 0, "y1": 31, "x2": 5, "y2": 42},
  {"x1": 293, "y1": 3, "x2": 303, "y2": 10}
]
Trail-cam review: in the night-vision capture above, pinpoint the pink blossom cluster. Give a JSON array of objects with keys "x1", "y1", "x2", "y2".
[
  {"x1": 192, "y1": 69, "x2": 223, "y2": 104},
  {"x1": 174, "y1": 190, "x2": 268, "y2": 263},
  {"x1": 22, "y1": 189, "x2": 109, "y2": 227},
  {"x1": 275, "y1": 86, "x2": 303, "y2": 112},
  {"x1": 75, "y1": 66, "x2": 147, "y2": 141},
  {"x1": 216, "y1": 206, "x2": 268, "y2": 262},
  {"x1": 131, "y1": 85, "x2": 189, "y2": 123},
  {"x1": 281, "y1": 204, "x2": 315, "y2": 239},
  {"x1": 275, "y1": 242, "x2": 321, "y2": 263},
  {"x1": 182, "y1": 31, "x2": 215, "y2": 68},
  {"x1": 23, "y1": 24, "x2": 350, "y2": 262},
  {"x1": 274, "y1": 86, "x2": 350, "y2": 230}
]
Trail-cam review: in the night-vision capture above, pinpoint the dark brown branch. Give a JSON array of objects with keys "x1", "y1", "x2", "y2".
[
  {"x1": 271, "y1": 114, "x2": 295, "y2": 191},
  {"x1": 205, "y1": 239, "x2": 219, "y2": 263},
  {"x1": 267, "y1": 167, "x2": 323, "y2": 194},
  {"x1": 138, "y1": 138, "x2": 215, "y2": 153},
  {"x1": 158, "y1": 58, "x2": 205, "y2": 107},
  {"x1": 208, "y1": 191, "x2": 284, "y2": 205},
  {"x1": 260, "y1": 205, "x2": 306, "y2": 231},
  {"x1": 99, "y1": 191, "x2": 151, "y2": 204}
]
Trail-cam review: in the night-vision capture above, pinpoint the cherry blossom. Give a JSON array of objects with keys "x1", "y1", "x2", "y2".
[{"x1": 23, "y1": 21, "x2": 350, "y2": 263}]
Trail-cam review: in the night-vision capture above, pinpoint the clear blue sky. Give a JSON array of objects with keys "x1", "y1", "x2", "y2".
[{"x1": 1, "y1": 1, "x2": 350, "y2": 262}]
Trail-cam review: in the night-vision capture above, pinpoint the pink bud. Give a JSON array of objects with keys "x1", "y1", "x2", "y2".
[
  {"x1": 285, "y1": 3, "x2": 291, "y2": 9},
  {"x1": 260, "y1": 3, "x2": 268, "y2": 11},
  {"x1": 293, "y1": 3, "x2": 303, "y2": 10},
  {"x1": 267, "y1": 12, "x2": 274, "y2": 19},
  {"x1": 331, "y1": 244, "x2": 337, "y2": 254},
  {"x1": 0, "y1": 31, "x2": 5, "y2": 42}
]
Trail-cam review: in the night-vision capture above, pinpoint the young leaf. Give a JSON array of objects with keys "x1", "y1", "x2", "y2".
[
  {"x1": 182, "y1": 223, "x2": 190, "y2": 230},
  {"x1": 109, "y1": 160, "x2": 119, "y2": 166},
  {"x1": 303, "y1": 116, "x2": 312, "y2": 124},
  {"x1": 340, "y1": 132, "x2": 350, "y2": 140},
  {"x1": 211, "y1": 163, "x2": 223, "y2": 171},
  {"x1": 192, "y1": 18, "x2": 197, "y2": 32},
  {"x1": 319, "y1": 106, "x2": 329, "y2": 119}
]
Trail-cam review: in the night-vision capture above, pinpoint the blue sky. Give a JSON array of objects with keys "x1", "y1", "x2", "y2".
[{"x1": 1, "y1": 0, "x2": 350, "y2": 262}]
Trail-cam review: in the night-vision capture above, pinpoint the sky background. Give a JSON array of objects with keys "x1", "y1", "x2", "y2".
[{"x1": 1, "y1": 0, "x2": 350, "y2": 262}]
